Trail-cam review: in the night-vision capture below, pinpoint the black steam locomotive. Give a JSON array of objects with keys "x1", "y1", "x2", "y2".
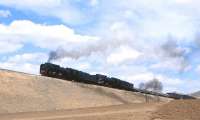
[{"x1": 40, "y1": 63, "x2": 134, "y2": 91}]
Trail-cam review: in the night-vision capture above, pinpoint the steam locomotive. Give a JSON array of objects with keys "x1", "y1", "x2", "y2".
[{"x1": 40, "y1": 63, "x2": 134, "y2": 91}]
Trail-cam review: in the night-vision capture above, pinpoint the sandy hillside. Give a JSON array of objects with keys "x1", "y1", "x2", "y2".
[
  {"x1": 1, "y1": 69, "x2": 199, "y2": 120},
  {"x1": 191, "y1": 91, "x2": 200, "y2": 98},
  {"x1": 0, "y1": 103, "x2": 162, "y2": 120},
  {"x1": 152, "y1": 100, "x2": 200, "y2": 120},
  {"x1": 0, "y1": 69, "x2": 169, "y2": 114},
  {"x1": 0, "y1": 99, "x2": 199, "y2": 120}
]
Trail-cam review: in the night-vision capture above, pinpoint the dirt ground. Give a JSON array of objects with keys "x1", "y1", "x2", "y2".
[
  {"x1": 0, "y1": 103, "x2": 162, "y2": 120},
  {"x1": 152, "y1": 100, "x2": 200, "y2": 120},
  {"x1": 1, "y1": 100, "x2": 199, "y2": 120}
]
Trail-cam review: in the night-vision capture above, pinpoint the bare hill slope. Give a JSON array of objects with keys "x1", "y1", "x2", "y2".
[
  {"x1": 191, "y1": 91, "x2": 200, "y2": 98},
  {"x1": 0, "y1": 103, "x2": 162, "y2": 120},
  {"x1": 152, "y1": 100, "x2": 200, "y2": 120},
  {"x1": 0, "y1": 69, "x2": 169, "y2": 114}
]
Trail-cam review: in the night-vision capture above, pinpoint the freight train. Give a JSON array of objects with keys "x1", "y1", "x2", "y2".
[{"x1": 40, "y1": 63, "x2": 196, "y2": 100}]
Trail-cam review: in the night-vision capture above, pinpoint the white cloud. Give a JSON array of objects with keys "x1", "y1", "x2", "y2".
[
  {"x1": 0, "y1": 20, "x2": 98, "y2": 53},
  {"x1": 0, "y1": 53, "x2": 48, "y2": 74},
  {"x1": 0, "y1": 0, "x2": 60, "y2": 8},
  {"x1": 89, "y1": 0, "x2": 99, "y2": 6},
  {"x1": 123, "y1": 70, "x2": 200, "y2": 93},
  {"x1": 124, "y1": 72, "x2": 183, "y2": 86},
  {"x1": 195, "y1": 65, "x2": 200, "y2": 74},
  {"x1": 0, "y1": 10, "x2": 11, "y2": 18},
  {"x1": 0, "y1": 0, "x2": 88, "y2": 25},
  {"x1": 0, "y1": 62, "x2": 40, "y2": 74},
  {"x1": 6, "y1": 53, "x2": 47, "y2": 63},
  {"x1": 107, "y1": 46, "x2": 141, "y2": 65},
  {"x1": 150, "y1": 59, "x2": 191, "y2": 72},
  {"x1": 0, "y1": 40, "x2": 22, "y2": 53}
]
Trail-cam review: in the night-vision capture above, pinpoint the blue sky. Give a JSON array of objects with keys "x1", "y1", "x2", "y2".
[{"x1": 0, "y1": 0, "x2": 200, "y2": 93}]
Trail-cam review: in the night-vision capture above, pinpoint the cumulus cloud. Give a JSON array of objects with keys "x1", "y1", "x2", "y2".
[
  {"x1": 0, "y1": 20, "x2": 98, "y2": 54},
  {"x1": 0, "y1": 62, "x2": 39, "y2": 74},
  {"x1": 89, "y1": 0, "x2": 99, "y2": 6},
  {"x1": 0, "y1": 53, "x2": 48, "y2": 74},
  {"x1": 107, "y1": 46, "x2": 141, "y2": 65},
  {"x1": 0, "y1": 40, "x2": 23, "y2": 54},
  {"x1": 150, "y1": 60, "x2": 190, "y2": 73},
  {"x1": 152, "y1": 37, "x2": 191, "y2": 72},
  {"x1": 0, "y1": 0, "x2": 94, "y2": 25},
  {"x1": 122, "y1": 71, "x2": 195, "y2": 93},
  {"x1": 195, "y1": 65, "x2": 200, "y2": 74},
  {"x1": 0, "y1": 10, "x2": 11, "y2": 18}
]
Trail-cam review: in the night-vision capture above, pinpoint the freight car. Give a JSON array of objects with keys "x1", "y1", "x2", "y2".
[
  {"x1": 133, "y1": 88, "x2": 169, "y2": 98},
  {"x1": 167, "y1": 93, "x2": 196, "y2": 99},
  {"x1": 40, "y1": 63, "x2": 134, "y2": 91}
]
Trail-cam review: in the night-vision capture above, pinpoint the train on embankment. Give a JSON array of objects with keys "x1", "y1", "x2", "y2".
[{"x1": 40, "y1": 63, "x2": 196, "y2": 100}]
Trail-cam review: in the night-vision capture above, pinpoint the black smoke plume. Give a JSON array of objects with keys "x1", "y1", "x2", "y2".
[
  {"x1": 47, "y1": 38, "x2": 130, "y2": 62},
  {"x1": 160, "y1": 37, "x2": 189, "y2": 72},
  {"x1": 161, "y1": 40, "x2": 185, "y2": 58},
  {"x1": 139, "y1": 78, "x2": 163, "y2": 93}
]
